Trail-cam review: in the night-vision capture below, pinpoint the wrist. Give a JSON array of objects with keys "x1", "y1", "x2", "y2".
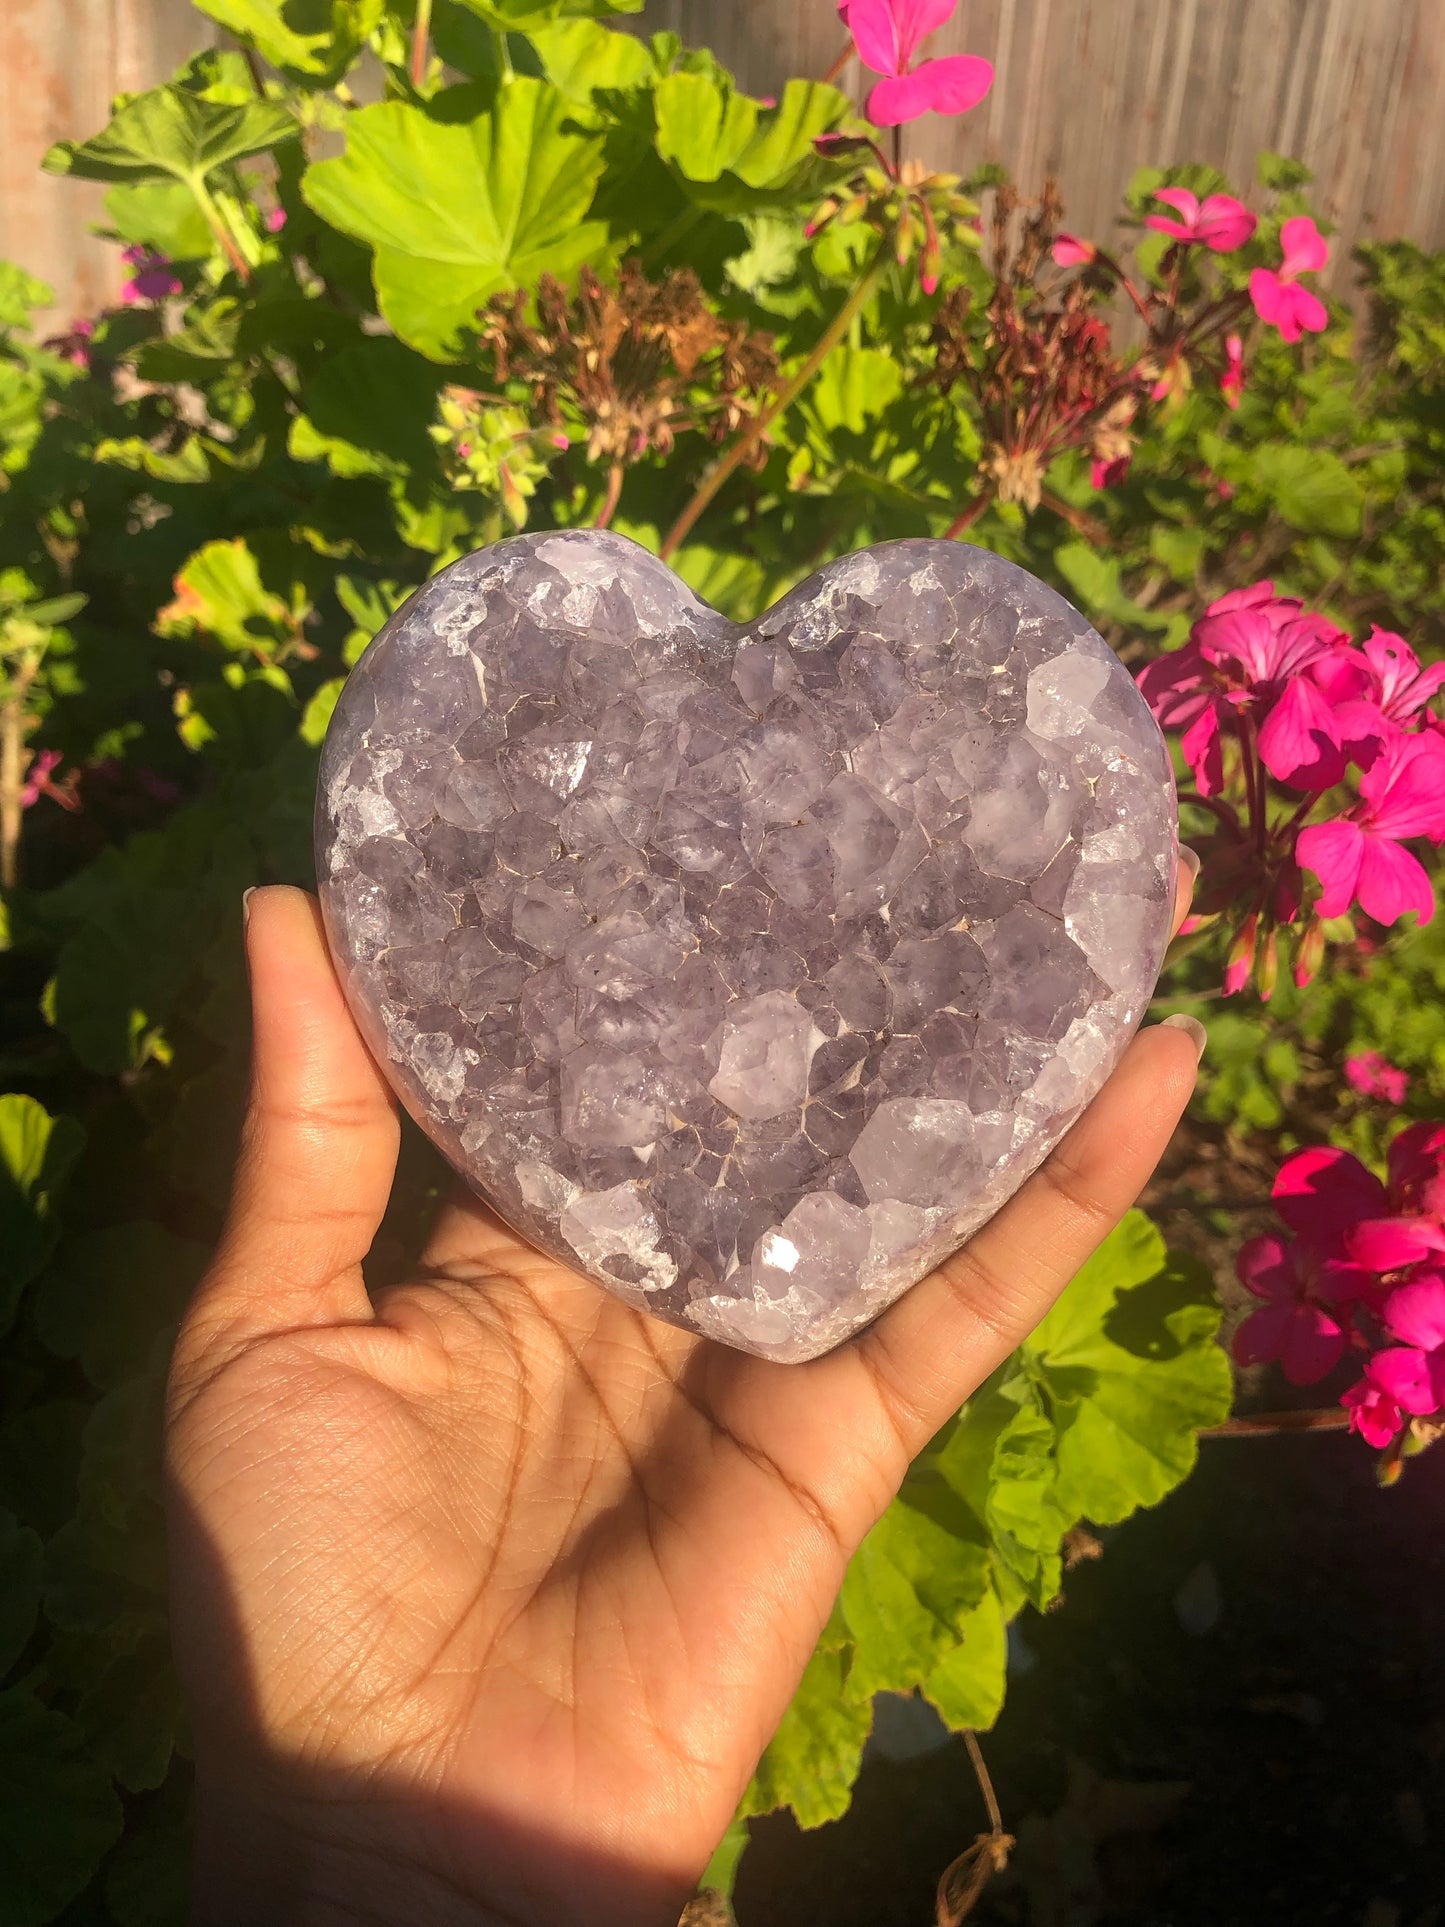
[{"x1": 189, "y1": 1776, "x2": 698, "y2": 1927}]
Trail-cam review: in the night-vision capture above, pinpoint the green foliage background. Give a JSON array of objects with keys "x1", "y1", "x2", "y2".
[{"x1": 3, "y1": 1, "x2": 1444, "y2": 1917}]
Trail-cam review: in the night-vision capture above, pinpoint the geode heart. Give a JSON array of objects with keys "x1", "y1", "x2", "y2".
[{"x1": 316, "y1": 533, "x2": 1175, "y2": 1361}]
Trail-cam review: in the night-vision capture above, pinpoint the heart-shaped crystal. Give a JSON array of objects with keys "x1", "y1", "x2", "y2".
[{"x1": 317, "y1": 533, "x2": 1176, "y2": 1360}]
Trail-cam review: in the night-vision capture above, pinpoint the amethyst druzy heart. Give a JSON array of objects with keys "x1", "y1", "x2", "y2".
[{"x1": 316, "y1": 533, "x2": 1176, "y2": 1361}]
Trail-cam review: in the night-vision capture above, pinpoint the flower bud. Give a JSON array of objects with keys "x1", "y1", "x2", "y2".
[
  {"x1": 1223, "y1": 913, "x2": 1258, "y2": 996},
  {"x1": 1258, "y1": 924, "x2": 1280, "y2": 1001},
  {"x1": 1293, "y1": 914, "x2": 1326, "y2": 988}
]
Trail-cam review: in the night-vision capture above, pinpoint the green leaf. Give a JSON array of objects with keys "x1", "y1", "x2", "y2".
[
  {"x1": 923, "y1": 1584, "x2": 1008, "y2": 1731},
  {"x1": 302, "y1": 79, "x2": 609, "y2": 358},
  {"x1": 452, "y1": 0, "x2": 642, "y2": 25},
  {"x1": 0, "y1": 1511, "x2": 42, "y2": 1675},
  {"x1": 1256, "y1": 150, "x2": 1314, "y2": 190},
  {"x1": 0, "y1": 1095, "x2": 84, "y2": 1327},
  {"x1": 739, "y1": 1644, "x2": 872, "y2": 1829},
  {"x1": 527, "y1": 17, "x2": 654, "y2": 97},
  {"x1": 1249, "y1": 442, "x2": 1362, "y2": 537},
  {"x1": 301, "y1": 676, "x2": 344, "y2": 745},
  {"x1": 728, "y1": 80, "x2": 850, "y2": 190},
  {"x1": 0, "y1": 264, "x2": 53, "y2": 334},
  {"x1": 75, "y1": 1636, "x2": 184, "y2": 1792},
  {"x1": 104, "y1": 179, "x2": 215, "y2": 259},
  {"x1": 43, "y1": 82, "x2": 298, "y2": 187},
  {"x1": 654, "y1": 72, "x2": 758, "y2": 182},
  {"x1": 288, "y1": 335, "x2": 443, "y2": 479},
  {"x1": 1025, "y1": 1212, "x2": 1232, "y2": 1524},
  {"x1": 0, "y1": 1687, "x2": 123, "y2": 1927},
  {"x1": 1052, "y1": 540, "x2": 1171, "y2": 632},
  {"x1": 156, "y1": 537, "x2": 292, "y2": 654},
  {"x1": 194, "y1": 0, "x2": 384, "y2": 86},
  {"x1": 33, "y1": 1222, "x2": 205, "y2": 1390},
  {"x1": 838, "y1": 1479, "x2": 991, "y2": 1700},
  {"x1": 0, "y1": 1401, "x2": 88, "y2": 1541},
  {"x1": 105, "y1": 1821, "x2": 191, "y2": 1927}
]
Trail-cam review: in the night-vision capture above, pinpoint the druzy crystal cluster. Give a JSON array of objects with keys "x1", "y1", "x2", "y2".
[{"x1": 317, "y1": 533, "x2": 1176, "y2": 1361}]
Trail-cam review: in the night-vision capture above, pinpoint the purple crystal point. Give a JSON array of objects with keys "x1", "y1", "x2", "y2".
[{"x1": 317, "y1": 534, "x2": 1176, "y2": 1361}]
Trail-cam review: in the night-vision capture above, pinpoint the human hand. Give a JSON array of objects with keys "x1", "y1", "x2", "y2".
[{"x1": 166, "y1": 872, "x2": 1201, "y2": 1927}]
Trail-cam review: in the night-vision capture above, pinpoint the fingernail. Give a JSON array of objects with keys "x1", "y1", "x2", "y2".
[
  {"x1": 242, "y1": 886, "x2": 258, "y2": 928},
  {"x1": 1160, "y1": 1011, "x2": 1207, "y2": 1060},
  {"x1": 1177, "y1": 845, "x2": 1201, "y2": 885}
]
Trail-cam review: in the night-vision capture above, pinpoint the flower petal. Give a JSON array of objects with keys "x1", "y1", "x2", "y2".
[
  {"x1": 1354, "y1": 833, "x2": 1435, "y2": 927},
  {"x1": 1347, "y1": 1214, "x2": 1445, "y2": 1271},
  {"x1": 1249, "y1": 266, "x2": 1292, "y2": 332},
  {"x1": 1296, "y1": 818, "x2": 1366, "y2": 919},
  {"x1": 1360, "y1": 730, "x2": 1445, "y2": 841},
  {"x1": 1145, "y1": 216, "x2": 1195, "y2": 243},
  {"x1": 1180, "y1": 701, "x2": 1225, "y2": 796},
  {"x1": 1272, "y1": 1144, "x2": 1388, "y2": 1241},
  {"x1": 1280, "y1": 1305, "x2": 1346, "y2": 1385},
  {"x1": 1342, "y1": 1376, "x2": 1404, "y2": 1447},
  {"x1": 1280, "y1": 214, "x2": 1329, "y2": 277},
  {"x1": 1150, "y1": 186, "x2": 1201, "y2": 227},
  {"x1": 1256, "y1": 677, "x2": 1347, "y2": 791},
  {"x1": 1197, "y1": 195, "x2": 1257, "y2": 251},
  {"x1": 1235, "y1": 1233, "x2": 1295, "y2": 1301},
  {"x1": 867, "y1": 53, "x2": 992, "y2": 120},
  {"x1": 1381, "y1": 1275, "x2": 1445, "y2": 1351},
  {"x1": 839, "y1": 0, "x2": 906, "y2": 75},
  {"x1": 1232, "y1": 1300, "x2": 1295, "y2": 1368},
  {"x1": 1366, "y1": 1344, "x2": 1440, "y2": 1414}
]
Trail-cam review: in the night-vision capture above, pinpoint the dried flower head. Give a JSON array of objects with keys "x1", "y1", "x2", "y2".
[{"x1": 479, "y1": 265, "x2": 778, "y2": 470}]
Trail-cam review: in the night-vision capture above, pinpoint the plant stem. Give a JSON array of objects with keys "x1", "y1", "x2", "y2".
[
  {"x1": 659, "y1": 230, "x2": 895, "y2": 560},
  {"x1": 1202, "y1": 1409, "x2": 1352, "y2": 1437},
  {"x1": 188, "y1": 174, "x2": 252, "y2": 284},
  {"x1": 0, "y1": 695, "x2": 25, "y2": 891},
  {"x1": 1037, "y1": 488, "x2": 1109, "y2": 544},
  {"x1": 964, "y1": 1731, "x2": 1002, "y2": 1835},
  {"x1": 410, "y1": 0, "x2": 433, "y2": 88},
  {"x1": 594, "y1": 462, "x2": 624, "y2": 531},
  {"x1": 943, "y1": 492, "x2": 990, "y2": 540},
  {"x1": 820, "y1": 41, "x2": 854, "y2": 85}
]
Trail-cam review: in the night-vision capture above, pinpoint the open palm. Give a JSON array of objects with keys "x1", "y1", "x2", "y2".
[{"x1": 166, "y1": 885, "x2": 1199, "y2": 1927}]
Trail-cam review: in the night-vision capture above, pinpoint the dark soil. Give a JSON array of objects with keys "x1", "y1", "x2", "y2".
[{"x1": 735, "y1": 1428, "x2": 1445, "y2": 1927}]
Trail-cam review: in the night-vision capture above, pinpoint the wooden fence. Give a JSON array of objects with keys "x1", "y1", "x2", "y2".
[{"x1": 5, "y1": 0, "x2": 1445, "y2": 330}]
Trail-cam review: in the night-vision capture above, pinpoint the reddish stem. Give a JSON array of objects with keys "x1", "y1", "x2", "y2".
[{"x1": 944, "y1": 493, "x2": 990, "y2": 540}]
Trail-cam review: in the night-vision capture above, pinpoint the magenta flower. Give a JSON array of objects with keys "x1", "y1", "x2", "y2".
[
  {"x1": 1342, "y1": 1376, "x2": 1406, "y2": 1447},
  {"x1": 1232, "y1": 1232, "x2": 1366, "y2": 1383},
  {"x1": 1145, "y1": 187, "x2": 1257, "y2": 253},
  {"x1": 1220, "y1": 332, "x2": 1245, "y2": 409},
  {"x1": 1090, "y1": 453, "x2": 1130, "y2": 490},
  {"x1": 1249, "y1": 215, "x2": 1329, "y2": 342},
  {"x1": 1053, "y1": 232, "x2": 1097, "y2": 267},
  {"x1": 19, "y1": 748, "x2": 65, "y2": 809},
  {"x1": 1296, "y1": 728, "x2": 1445, "y2": 927},
  {"x1": 120, "y1": 244, "x2": 182, "y2": 304},
  {"x1": 1271, "y1": 1126, "x2": 1445, "y2": 1275},
  {"x1": 265, "y1": 207, "x2": 287, "y2": 233},
  {"x1": 1366, "y1": 1275, "x2": 1445, "y2": 1416},
  {"x1": 838, "y1": 0, "x2": 994, "y2": 126},
  {"x1": 1139, "y1": 587, "x2": 1352, "y2": 796},
  {"x1": 1329, "y1": 627, "x2": 1445, "y2": 766},
  {"x1": 1345, "y1": 1051, "x2": 1410, "y2": 1105}
]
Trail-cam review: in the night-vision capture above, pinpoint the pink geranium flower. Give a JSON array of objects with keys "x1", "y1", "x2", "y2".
[
  {"x1": 1345, "y1": 1051, "x2": 1410, "y2": 1105},
  {"x1": 1297, "y1": 728, "x2": 1445, "y2": 926},
  {"x1": 1146, "y1": 187, "x2": 1257, "y2": 253},
  {"x1": 1271, "y1": 1125, "x2": 1445, "y2": 1274},
  {"x1": 1232, "y1": 1231, "x2": 1367, "y2": 1383},
  {"x1": 1138, "y1": 585, "x2": 1354, "y2": 796},
  {"x1": 265, "y1": 207, "x2": 287, "y2": 234},
  {"x1": 1366, "y1": 1275, "x2": 1445, "y2": 1416},
  {"x1": 1220, "y1": 333, "x2": 1245, "y2": 409},
  {"x1": 1249, "y1": 215, "x2": 1329, "y2": 342},
  {"x1": 838, "y1": 0, "x2": 994, "y2": 126},
  {"x1": 1329, "y1": 627, "x2": 1445, "y2": 766},
  {"x1": 1053, "y1": 232, "x2": 1097, "y2": 267},
  {"x1": 120, "y1": 244, "x2": 182, "y2": 304},
  {"x1": 1090, "y1": 454, "x2": 1130, "y2": 490},
  {"x1": 1342, "y1": 1375, "x2": 1405, "y2": 1447}
]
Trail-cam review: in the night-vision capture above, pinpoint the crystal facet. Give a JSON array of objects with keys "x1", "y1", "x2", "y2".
[{"x1": 317, "y1": 533, "x2": 1176, "y2": 1361}]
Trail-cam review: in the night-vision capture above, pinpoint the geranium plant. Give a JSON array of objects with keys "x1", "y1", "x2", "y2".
[{"x1": 0, "y1": 0, "x2": 1442, "y2": 1920}]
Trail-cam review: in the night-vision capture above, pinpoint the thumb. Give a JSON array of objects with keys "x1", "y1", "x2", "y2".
[{"x1": 181, "y1": 886, "x2": 398, "y2": 1358}]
